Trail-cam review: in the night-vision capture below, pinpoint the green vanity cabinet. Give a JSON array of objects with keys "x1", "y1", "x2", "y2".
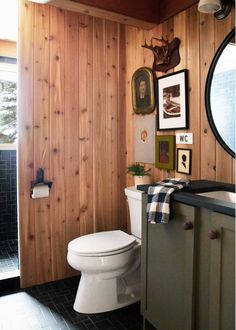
[
  {"x1": 141, "y1": 202, "x2": 235, "y2": 330},
  {"x1": 141, "y1": 202, "x2": 196, "y2": 330},
  {"x1": 196, "y1": 209, "x2": 235, "y2": 330}
]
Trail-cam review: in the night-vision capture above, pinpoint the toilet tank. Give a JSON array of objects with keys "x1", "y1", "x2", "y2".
[{"x1": 124, "y1": 186, "x2": 147, "y2": 239}]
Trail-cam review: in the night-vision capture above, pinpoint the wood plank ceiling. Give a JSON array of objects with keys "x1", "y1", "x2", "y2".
[
  {"x1": 70, "y1": 0, "x2": 199, "y2": 23},
  {"x1": 29, "y1": 0, "x2": 199, "y2": 28}
]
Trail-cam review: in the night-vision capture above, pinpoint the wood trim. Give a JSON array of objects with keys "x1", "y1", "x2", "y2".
[{"x1": 28, "y1": 0, "x2": 157, "y2": 29}]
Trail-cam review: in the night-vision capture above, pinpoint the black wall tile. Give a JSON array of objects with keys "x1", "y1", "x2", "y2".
[{"x1": 0, "y1": 150, "x2": 17, "y2": 241}]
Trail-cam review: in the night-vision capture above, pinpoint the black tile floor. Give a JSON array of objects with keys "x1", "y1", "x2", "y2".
[
  {"x1": 0, "y1": 239, "x2": 19, "y2": 279},
  {"x1": 0, "y1": 276, "x2": 143, "y2": 330}
]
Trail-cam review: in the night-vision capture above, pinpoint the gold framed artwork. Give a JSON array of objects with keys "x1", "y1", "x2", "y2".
[
  {"x1": 132, "y1": 67, "x2": 155, "y2": 114},
  {"x1": 155, "y1": 135, "x2": 175, "y2": 170},
  {"x1": 176, "y1": 148, "x2": 192, "y2": 174}
]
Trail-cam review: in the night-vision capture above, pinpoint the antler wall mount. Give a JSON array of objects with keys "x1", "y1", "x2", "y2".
[{"x1": 142, "y1": 37, "x2": 181, "y2": 73}]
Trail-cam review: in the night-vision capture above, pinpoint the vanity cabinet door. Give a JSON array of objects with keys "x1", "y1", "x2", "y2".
[
  {"x1": 208, "y1": 213, "x2": 235, "y2": 330},
  {"x1": 193, "y1": 208, "x2": 235, "y2": 330},
  {"x1": 141, "y1": 203, "x2": 196, "y2": 330}
]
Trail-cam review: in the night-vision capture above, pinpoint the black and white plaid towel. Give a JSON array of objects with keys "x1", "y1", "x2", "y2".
[{"x1": 147, "y1": 178, "x2": 189, "y2": 224}]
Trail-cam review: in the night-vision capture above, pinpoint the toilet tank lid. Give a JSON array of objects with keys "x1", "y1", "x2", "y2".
[{"x1": 68, "y1": 230, "x2": 136, "y2": 255}]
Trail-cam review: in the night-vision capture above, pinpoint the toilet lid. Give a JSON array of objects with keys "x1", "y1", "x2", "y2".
[{"x1": 68, "y1": 230, "x2": 136, "y2": 256}]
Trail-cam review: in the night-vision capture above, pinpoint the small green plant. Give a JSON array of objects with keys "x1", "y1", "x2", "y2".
[{"x1": 126, "y1": 163, "x2": 151, "y2": 177}]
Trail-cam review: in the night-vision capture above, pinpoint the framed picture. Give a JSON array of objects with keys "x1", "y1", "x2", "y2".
[
  {"x1": 155, "y1": 135, "x2": 175, "y2": 170},
  {"x1": 156, "y1": 69, "x2": 188, "y2": 130},
  {"x1": 177, "y1": 148, "x2": 192, "y2": 174},
  {"x1": 132, "y1": 67, "x2": 155, "y2": 114},
  {"x1": 134, "y1": 114, "x2": 155, "y2": 164}
]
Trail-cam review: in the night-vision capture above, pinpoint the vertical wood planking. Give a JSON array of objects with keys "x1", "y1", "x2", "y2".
[
  {"x1": 78, "y1": 15, "x2": 95, "y2": 236},
  {"x1": 142, "y1": 24, "x2": 158, "y2": 182},
  {"x1": 105, "y1": 21, "x2": 120, "y2": 230},
  {"x1": 18, "y1": 0, "x2": 36, "y2": 288},
  {"x1": 125, "y1": 26, "x2": 137, "y2": 188},
  {"x1": 124, "y1": 26, "x2": 137, "y2": 232},
  {"x1": 64, "y1": 11, "x2": 80, "y2": 276},
  {"x1": 214, "y1": 15, "x2": 233, "y2": 183},
  {"x1": 19, "y1": 3, "x2": 131, "y2": 286},
  {"x1": 186, "y1": 5, "x2": 201, "y2": 180},
  {"x1": 165, "y1": 18, "x2": 176, "y2": 179},
  {"x1": 118, "y1": 24, "x2": 128, "y2": 232},
  {"x1": 93, "y1": 18, "x2": 107, "y2": 232},
  {"x1": 173, "y1": 12, "x2": 187, "y2": 179},
  {"x1": 199, "y1": 13, "x2": 216, "y2": 180},
  {"x1": 33, "y1": 4, "x2": 52, "y2": 284},
  {"x1": 147, "y1": 24, "x2": 163, "y2": 182},
  {"x1": 49, "y1": 6, "x2": 67, "y2": 280}
]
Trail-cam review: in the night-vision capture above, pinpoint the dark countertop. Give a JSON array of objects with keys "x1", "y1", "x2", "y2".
[{"x1": 137, "y1": 180, "x2": 235, "y2": 217}]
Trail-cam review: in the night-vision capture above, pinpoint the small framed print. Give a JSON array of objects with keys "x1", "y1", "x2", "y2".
[
  {"x1": 156, "y1": 69, "x2": 188, "y2": 130},
  {"x1": 155, "y1": 135, "x2": 175, "y2": 170},
  {"x1": 177, "y1": 148, "x2": 192, "y2": 175},
  {"x1": 134, "y1": 114, "x2": 155, "y2": 164},
  {"x1": 132, "y1": 67, "x2": 155, "y2": 114}
]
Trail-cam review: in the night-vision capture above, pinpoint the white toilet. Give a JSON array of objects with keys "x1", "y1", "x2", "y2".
[{"x1": 67, "y1": 186, "x2": 146, "y2": 314}]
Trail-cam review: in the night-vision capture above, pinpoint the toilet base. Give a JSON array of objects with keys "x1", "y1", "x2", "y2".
[{"x1": 73, "y1": 269, "x2": 140, "y2": 314}]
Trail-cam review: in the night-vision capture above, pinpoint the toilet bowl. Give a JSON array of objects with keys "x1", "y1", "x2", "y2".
[{"x1": 67, "y1": 187, "x2": 146, "y2": 314}]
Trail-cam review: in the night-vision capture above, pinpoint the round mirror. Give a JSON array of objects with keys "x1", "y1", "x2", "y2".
[{"x1": 205, "y1": 28, "x2": 235, "y2": 158}]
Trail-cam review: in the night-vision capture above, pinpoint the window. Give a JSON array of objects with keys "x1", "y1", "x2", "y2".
[
  {"x1": 0, "y1": 0, "x2": 18, "y2": 145},
  {"x1": 0, "y1": 58, "x2": 17, "y2": 143}
]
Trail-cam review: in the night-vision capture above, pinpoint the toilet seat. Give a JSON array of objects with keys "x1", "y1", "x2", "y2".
[{"x1": 68, "y1": 230, "x2": 137, "y2": 257}]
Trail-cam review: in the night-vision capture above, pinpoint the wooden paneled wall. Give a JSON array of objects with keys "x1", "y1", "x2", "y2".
[
  {"x1": 124, "y1": 5, "x2": 235, "y2": 187},
  {"x1": 18, "y1": 0, "x2": 127, "y2": 287},
  {"x1": 19, "y1": 0, "x2": 234, "y2": 287}
]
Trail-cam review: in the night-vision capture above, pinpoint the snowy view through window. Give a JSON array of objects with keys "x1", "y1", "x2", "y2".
[
  {"x1": 0, "y1": 0, "x2": 17, "y2": 144},
  {"x1": 0, "y1": 79, "x2": 17, "y2": 143}
]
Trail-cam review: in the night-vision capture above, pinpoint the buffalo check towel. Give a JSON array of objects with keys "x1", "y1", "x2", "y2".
[{"x1": 147, "y1": 178, "x2": 189, "y2": 224}]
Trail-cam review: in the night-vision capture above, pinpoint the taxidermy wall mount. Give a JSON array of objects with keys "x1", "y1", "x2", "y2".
[{"x1": 142, "y1": 37, "x2": 181, "y2": 73}]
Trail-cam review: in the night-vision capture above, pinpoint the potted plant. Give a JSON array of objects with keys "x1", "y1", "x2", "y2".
[{"x1": 127, "y1": 163, "x2": 151, "y2": 187}]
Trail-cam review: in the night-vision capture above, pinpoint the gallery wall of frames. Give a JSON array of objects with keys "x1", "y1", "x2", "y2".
[{"x1": 125, "y1": 4, "x2": 235, "y2": 188}]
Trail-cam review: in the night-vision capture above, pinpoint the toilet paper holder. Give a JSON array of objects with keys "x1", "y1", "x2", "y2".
[{"x1": 31, "y1": 168, "x2": 53, "y2": 198}]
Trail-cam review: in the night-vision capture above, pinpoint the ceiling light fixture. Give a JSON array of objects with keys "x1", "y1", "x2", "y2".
[{"x1": 198, "y1": 0, "x2": 233, "y2": 19}]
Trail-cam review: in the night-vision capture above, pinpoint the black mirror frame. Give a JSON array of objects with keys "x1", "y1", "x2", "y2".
[{"x1": 205, "y1": 28, "x2": 235, "y2": 158}]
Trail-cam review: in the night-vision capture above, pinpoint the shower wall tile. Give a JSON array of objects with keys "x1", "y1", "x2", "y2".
[{"x1": 0, "y1": 150, "x2": 17, "y2": 241}]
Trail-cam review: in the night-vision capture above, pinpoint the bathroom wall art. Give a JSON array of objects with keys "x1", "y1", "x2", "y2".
[
  {"x1": 132, "y1": 67, "x2": 155, "y2": 115},
  {"x1": 141, "y1": 36, "x2": 181, "y2": 73},
  {"x1": 156, "y1": 69, "x2": 188, "y2": 130},
  {"x1": 155, "y1": 135, "x2": 175, "y2": 170},
  {"x1": 134, "y1": 114, "x2": 155, "y2": 164},
  {"x1": 176, "y1": 148, "x2": 192, "y2": 175}
]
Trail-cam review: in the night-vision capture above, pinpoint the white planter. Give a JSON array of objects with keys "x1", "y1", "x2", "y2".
[{"x1": 134, "y1": 176, "x2": 151, "y2": 187}]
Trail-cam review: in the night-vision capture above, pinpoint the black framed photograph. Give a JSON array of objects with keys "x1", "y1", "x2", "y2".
[
  {"x1": 132, "y1": 67, "x2": 155, "y2": 115},
  {"x1": 156, "y1": 69, "x2": 188, "y2": 130},
  {"x1": 176, "y1": 148, "x2": 192, "y2": 174},
  {"x1": 155, "y1": 135, "x2": 175, "y2": 170}
]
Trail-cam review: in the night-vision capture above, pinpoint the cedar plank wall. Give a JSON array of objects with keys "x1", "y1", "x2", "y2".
[
  {"x1": 124, "y1": 5, "x2": 235, "y2": 186},
  {"x1": 19, "y1": 1, "x2": 234, "y2": 287},
  {"x1": 18, "y1": 1, "x2": 127, "y2": 287}
]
